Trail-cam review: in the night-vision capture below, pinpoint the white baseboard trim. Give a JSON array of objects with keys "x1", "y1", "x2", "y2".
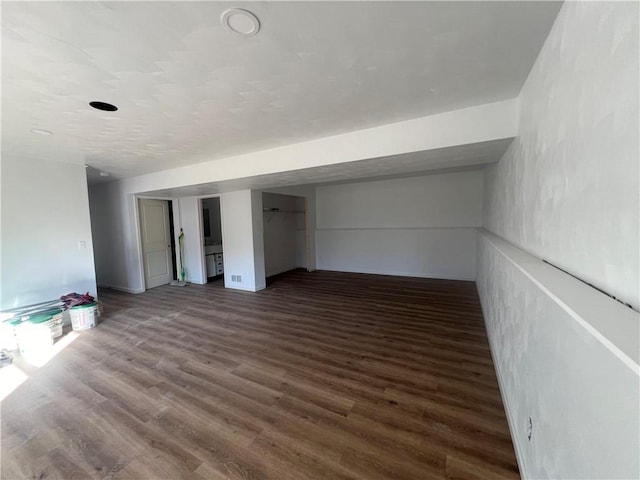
[
  {"x1": 476, "y1": 282, "x2": 528, "y2": 479},
  {"x1": 315, "y1": 267, "x2": 475, "y2": 282},
  {"x1": 97, "y1": 284, "x2": 144, "y2": 294},
  {"x1": 225, "y1": 284, "x2": 265, "y2": 292}
]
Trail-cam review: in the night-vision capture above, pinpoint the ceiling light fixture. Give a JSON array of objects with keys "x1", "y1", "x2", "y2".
[
  {"x1": 31, "y1": 128, "x2": 54, "y2": 136},
  {"x1": 99, "y1": 172, "x2": 110, "y2": 177},
  {"x1": 89, "y1": 101, "x2": 118, "y2": 112},
  {"x1": 221, "y1": 8, "x2": 260, "y2": 36}
]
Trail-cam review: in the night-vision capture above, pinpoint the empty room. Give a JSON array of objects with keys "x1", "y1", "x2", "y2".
[{"x1": 1, "y1": 1, "x2": 638, "y2": 479}]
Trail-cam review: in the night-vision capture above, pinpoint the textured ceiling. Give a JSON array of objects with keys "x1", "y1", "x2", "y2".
[{"x1": 2, "y1": 1, "x2": 561, "y2": 178}]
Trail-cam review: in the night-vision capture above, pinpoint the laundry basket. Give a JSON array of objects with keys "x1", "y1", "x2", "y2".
[{"x1": 69, "y1": 302, "x2": 98, "y2": 331}]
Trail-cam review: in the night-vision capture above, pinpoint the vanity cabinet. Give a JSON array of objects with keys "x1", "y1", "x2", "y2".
[
  {"x1": 214, "y1": 253, "x2": 224, "y2": 275},
  {"x1": 205, "y1": 249, "x2": 223, "y2": 278}
]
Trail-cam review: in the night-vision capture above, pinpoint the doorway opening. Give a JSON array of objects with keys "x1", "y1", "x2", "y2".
[
  {"x1": 167, "y1": 201, "x2": 178, "y2": 281},
  {"x1": 262, "y1": 193, "x2": 309, "y2": 285},
  {"x1": 200, "y1": 197, "x2": 224, "y2": 282},
  {"x1": 139, "y1": 199, "x2": 176, "y2": 289}
]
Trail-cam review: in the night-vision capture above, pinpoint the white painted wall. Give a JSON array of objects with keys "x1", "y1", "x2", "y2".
[
  {"x1": 177, "y1": 196, "x2": 206, "y2": 285},
  {"x1": 479, "y1": 3, "x2": 640, "y2": 479},
  {"x1": 250, "y1": 190, "x2": 266, "y2": 290},
  {"x1": 316, "y1": 228, "x2": 477, "y2": 280},
  {"x1": 88, "y1": 100, "x2": 513, "y2": 294},
  {"x1": 89, "y1": 183, "x2": 145, "y2": 293},
  {"x1": 262, "y1": 193, "x2": 298, "y2": 277},
  {"x1": 484, "y1": 1, "x2": 639, "y2": 310},
  {"x1": 315, "y1": 170, "x2": 483, "y2": 280},
  {"x1": 478, "y1": 232, "x2": 639, "y2": 480},
  {"x1": 219, "y1": 190, "x2": 265, "y2": 292},
  {"x1": 262, "y1": 184, "x2": 317, "y2": 272},
  {"x1": 295, "y1": 196, "x2": 307, "y2": 269},
  {"x1": 89, "y1": 182, "x2": 295, "y2": 293},
  {"x1": 89, "y1": 183, "x2": 119, "y2": 289},
  {"x1": 2, "y1": 157, "x2": 96, "y2": 309}
]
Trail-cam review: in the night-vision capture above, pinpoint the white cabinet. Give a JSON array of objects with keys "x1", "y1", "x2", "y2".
[
  {"x1": 206, "y1": 255, "x2": 216, "y2": 277},
  {"x1": 214, "y1": 253, "x2": 224, "y2": 275},
  {"x1": 206, "y1": 252, "x2": 223, "y2": 277}
]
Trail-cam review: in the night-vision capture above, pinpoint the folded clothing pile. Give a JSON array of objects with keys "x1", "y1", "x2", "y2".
[{"x1": 61, "y1": 292, "x2": 95, "y2": 309}]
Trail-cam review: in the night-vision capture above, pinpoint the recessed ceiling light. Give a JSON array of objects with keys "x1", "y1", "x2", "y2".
[
  {"x1": 31, "y1": 128, "x2": 54, "y2": 136},
  {"x1": 221, "y1": 8, "x2": 260, "y2": 36},
  {"x1": 99, "y1": 172, "x2": 110, "y2": 177},
  {"x1": 89, "y1": 101, "x2": 118, "y2": 112}
]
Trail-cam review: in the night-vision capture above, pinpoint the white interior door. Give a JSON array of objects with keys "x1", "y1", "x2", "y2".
[{"x1": 140, "y1": 199, "x2": 173, "y2": 289}]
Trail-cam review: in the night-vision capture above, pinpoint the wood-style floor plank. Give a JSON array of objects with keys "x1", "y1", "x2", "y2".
[{"x1": 1, "y1": 270, "x2": 519, "y2": 479}]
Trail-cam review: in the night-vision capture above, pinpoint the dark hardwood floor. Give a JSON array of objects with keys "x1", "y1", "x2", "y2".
[{"x1": 1, "y1": 270, "x2": 519, "y2": 480}]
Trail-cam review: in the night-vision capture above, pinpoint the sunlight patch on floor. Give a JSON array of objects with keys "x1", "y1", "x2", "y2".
[
  {"x1": 21, "y1": 330, "x2": 80, "y2": 368},
  {"x1": 1, "y1": 330, "x2": 80, "y2": 401},
  {"x1": 0, "y1": 364, "x2": 28, "y2": 402}
]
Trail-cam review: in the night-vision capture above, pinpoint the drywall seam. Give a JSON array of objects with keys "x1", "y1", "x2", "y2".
[{"x1": 481, "y1": 230, "x2": 639, "y2": 375}]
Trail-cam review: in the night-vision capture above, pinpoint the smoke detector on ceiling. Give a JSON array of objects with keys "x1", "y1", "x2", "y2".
[{"x1": 221, "y1": 8, "x2": 260, "y2": 36}]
